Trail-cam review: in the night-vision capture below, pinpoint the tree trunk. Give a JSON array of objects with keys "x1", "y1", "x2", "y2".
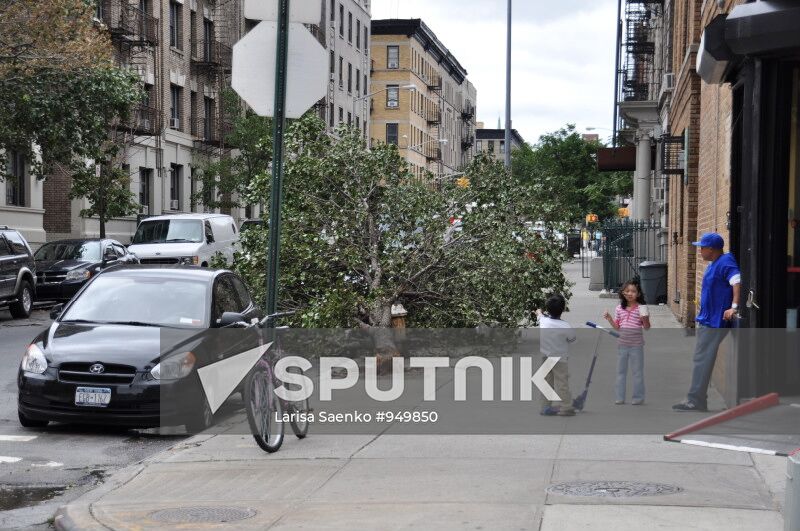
[{"x1": 370, "y1": 299, "x2": 400, "y2": 375}]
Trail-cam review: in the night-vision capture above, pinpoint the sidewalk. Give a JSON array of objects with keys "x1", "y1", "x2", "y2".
[{"x1": 54, "y1": 261, "x2": 788, "y2": 530}]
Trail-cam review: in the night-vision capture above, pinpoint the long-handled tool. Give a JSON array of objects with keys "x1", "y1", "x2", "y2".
[{"x1": 572, "y1": 321, "x2": 620, "y2": 412}]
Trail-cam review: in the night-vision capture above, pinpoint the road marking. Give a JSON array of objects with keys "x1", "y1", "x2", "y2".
[
  {"x1": 0, "y1": 456, "x2": 22, "y2": 463},
  {"x1": 31, "y1": 461, "x2": 63, "y2": 468},
  {"x1": 0, "y1": 435, "x2": 37, "y2": 442}
]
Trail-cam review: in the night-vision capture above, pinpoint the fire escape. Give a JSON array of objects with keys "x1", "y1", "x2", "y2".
[
  {"x1": 460, "y1": 99, "x2": 475, "y2": 152},
  {"x1": 426, "y1": 74, "x2": 443, "y2": 168},
  {"x1": 190, "y1": 0, "x2": 237, "y2": 157},
  {"x1": 101, "y1": 0, "x2": 162, "y2": 138}
]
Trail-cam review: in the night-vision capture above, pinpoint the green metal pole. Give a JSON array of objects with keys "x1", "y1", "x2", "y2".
[{"x1": 265, "y1": 0, "x2": 290, "y2": 326}]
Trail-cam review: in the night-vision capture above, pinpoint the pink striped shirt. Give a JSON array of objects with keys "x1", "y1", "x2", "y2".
[{"x1": 614, "y1": 304, "x2": 647, "y2": 346}]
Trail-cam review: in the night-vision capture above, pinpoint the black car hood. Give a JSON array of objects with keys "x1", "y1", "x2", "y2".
[{"x1": 36, "y1": 259, "x2": 94, "y2": 272}]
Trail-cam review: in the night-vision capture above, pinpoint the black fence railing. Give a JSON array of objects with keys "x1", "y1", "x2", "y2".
[
  {"x1": 602, "y1": 219, "x2": 663, "y2": 292},
  {"x1": 190, "y1": 39, "x2": 233, "y2": 71},
  {"x1": 100, "y1": 0, "x2": 159, "y2": 45}
]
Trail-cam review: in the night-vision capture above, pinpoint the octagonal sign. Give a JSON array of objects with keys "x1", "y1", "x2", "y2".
[{"x1": 232, "y1": 21, "x2": 327, "y2": 119}]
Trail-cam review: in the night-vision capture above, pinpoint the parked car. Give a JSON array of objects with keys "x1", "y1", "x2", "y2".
[
  {"x1": 127, "y1": 214, "x2": 239, "y2": 266},
  {"x1": 33, "y1": 239, "x2": 139, "y2": 302},
  {"x1": 17, "y1": 265, "x2": 262, "y2": 430},
  {"x1": 0, "y1": 227, "x2": 36, "y2": 318},
  {"x1": 239, "y1": 219, "x2": 264, "y2": 232}
]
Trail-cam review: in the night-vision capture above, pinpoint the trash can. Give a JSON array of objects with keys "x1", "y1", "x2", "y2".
[{"x1": 638, "y1": 261, "x2": 667, "y2": 304}]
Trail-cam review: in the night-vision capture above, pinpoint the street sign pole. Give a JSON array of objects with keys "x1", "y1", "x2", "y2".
[{"x1": 265, "y1": 0, "x2": 290, "y2": 326}]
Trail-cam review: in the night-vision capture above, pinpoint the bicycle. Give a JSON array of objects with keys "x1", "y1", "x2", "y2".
[{"x1": 243, "y1": 311, "x2": 310, "y2": 453}]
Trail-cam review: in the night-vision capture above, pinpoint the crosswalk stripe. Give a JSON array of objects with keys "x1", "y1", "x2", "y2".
[
  {"x1": 0, "y1": 435, "x2": 37, "y2": 442},
  {"x1": 0, "y1": 456, "x2": 22, "y2": 463}
]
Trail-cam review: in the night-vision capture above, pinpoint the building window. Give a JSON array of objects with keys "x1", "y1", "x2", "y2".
[
  {"x1": 330, "y1": 0, "x2": 335, "y2": 21},
  {"x1": 364, "y1": 27, "x2": 368, "y2": 55},
  {"x1": 329, "y1": 50, "x2": 335, "y2": 74},
  {"x1": 204, "y1": 97, "x2": 214, "y2": 140},
  {"x1": 386, "y1": 85, "x2": 399, "y2": 108},
  {"x1": 139, "y1": 168, "x2": 152, "y2": 213},
  {"x1": 356, "y1": 20, "x2": 361, "y2": 49},
  {"x1": 387, "y1": 45, "x2": 399, "y2": 69},
  {"x1": 169, "y1": 1, "x2": 182, "y2": 49},
  {"x1": 476, "y1": 140, "x2": 482, "y2": 151},
  {"x1": 356, "y1": 68, "x2": 360, "y2": 96},
  {"x1": 339, "y1": 4, "x2": 344, "y2": 36},
  {"x1": 364, "y1": 73, "x2": 367, "y2": 95},
  {"x1": 347, "y1": 112, "x2": 352, "y2": 126},
  {"x1": 386, "y1": 123, "x2": 398, "y2": 146},
  {"x1": 202, "y1": 18, "x2": 214, "y2": 60},
  {"x1": 338, "y1": 56, "x2": 343, "y2": 87},
  {"x1": 170, "y1": 84, "x2": 182, "y2": 129},
  {"x1": 329, "y1": 102, "x2": 335, "y2": 127},
  {"x1": 356, "y1": 116, "x2": 360, "y2": 130},
  {"x1": 347, "y1": 12, "x2": 352, "y2": 43},
  {"x1": 170, "y1": 164, "x2": 182, "y2": 209},
  {"x1": 6, "y1": 151, "x2": 25, "y2": 207},
  {"x1": 488, "y1": 140, "x2": 495, "y2": 153},
  {"x1": 338, "y1": 107, "x2": 343, "y2": 124},
  {"x1": 190, "y1": 167, "x2": 197, "y2": 212},
  {"x1": 347, "y1": 62, "x2": 352, "y2": 93},
  {"x1": 500, "y1": 141, "x2": 505, "y2": 154}
]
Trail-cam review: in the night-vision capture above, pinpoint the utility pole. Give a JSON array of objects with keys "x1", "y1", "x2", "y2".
[
  {"x1": 504, "y1": 0, "x2": 512, "y2": 169},
  {"x1": 265, "y1": 0, "x2": 290, "y2": 325}
]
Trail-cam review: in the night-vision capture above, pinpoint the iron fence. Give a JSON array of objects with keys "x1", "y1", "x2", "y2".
[{"x1": 602, "y1": 219, "x2": 663, "y2": 291}]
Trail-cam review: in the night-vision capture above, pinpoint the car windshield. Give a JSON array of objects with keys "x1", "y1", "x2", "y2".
[
  {"x1": 61, "y1": 275, "x2": 208, "y2": 327},
  {"x1": 132, "y1": 220, "x2": 204, "y2": 244},
  {"x1": 34, "y1": 241, "x2": 102, "y2": 261}
]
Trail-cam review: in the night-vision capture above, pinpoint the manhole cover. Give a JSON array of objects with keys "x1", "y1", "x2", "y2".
[
  {"x1": 546, "y1": 481, "x2": 682, "y2": 498},
  {"x1": 149, "y1": 506, "x2": 257, "y2": 523}
]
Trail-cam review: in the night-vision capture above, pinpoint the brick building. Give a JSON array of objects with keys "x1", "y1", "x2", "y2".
[
  {"x1": 370, "y1": 19, "x2": 477, "y2": 180},
  {"x1": 475, "y1": 126, "x2": 524, "y2": 163}
]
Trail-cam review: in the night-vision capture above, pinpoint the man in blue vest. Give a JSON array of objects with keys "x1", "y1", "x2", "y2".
[{"x1": 673, "y1": 232, "x2": 741, "y2": 412}]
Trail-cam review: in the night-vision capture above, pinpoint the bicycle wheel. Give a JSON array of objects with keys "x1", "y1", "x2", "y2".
[
  {"x1": 288, "y1": 396, "x2": 310, "y2": 439},
  {"x1": 245, "y1": 365, "x2": 284, "y2": 453}
]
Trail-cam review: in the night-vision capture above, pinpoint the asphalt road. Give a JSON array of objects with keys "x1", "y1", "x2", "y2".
[{"x1": 0, "y1": 309, "x2": 187, "y2": 530}]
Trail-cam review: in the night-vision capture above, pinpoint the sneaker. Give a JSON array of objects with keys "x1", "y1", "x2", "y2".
[
  {"x1": 672, "y1": 401, "x2": 707, "y2": 412},
  {"x1": 540, "y1": 406, "x2": 559, "y2": 416},
  {"x1": 557, "y1": 408, "x2": 576, "y2": 417},
  {"x1": 631, "y1": 399, "x2": 644, "y2": 405},
  {"x1": 615, "y1": 400, "x2": 625, "y2": 405}
]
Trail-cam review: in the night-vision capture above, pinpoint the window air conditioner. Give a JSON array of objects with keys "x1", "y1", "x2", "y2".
[
  {"x1": 387, "y1": 101, "x2": 399, "y2": 108},
  {"x1": 170, "y1": 199, "x2": 180, "y2": 210},
  {"x1": 170, "y1": 117, "x2": 180, "y2": 129},
  {"x1": 140, "y1": 118, "x2": 151, "y2": 131},
  {"x1": 388, "y1": 61, "x2": 399, "y2": 69},
  {"x1": 663, "y1": 73, "x2": 675, "y2": 90},
  {"x1": 330, "y1": 73, "x2": 336, "y2": 82}
]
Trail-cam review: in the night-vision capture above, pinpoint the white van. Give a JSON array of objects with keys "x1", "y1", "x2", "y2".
[{"x1": 128, "y1": 214, "x2": 239, "y2": 266}]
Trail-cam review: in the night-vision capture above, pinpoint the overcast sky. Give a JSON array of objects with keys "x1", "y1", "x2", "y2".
[{"x1": 371, "y1": 0, "x2": 619, "y2": 145}]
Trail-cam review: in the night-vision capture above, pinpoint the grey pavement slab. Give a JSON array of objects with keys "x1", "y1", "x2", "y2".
[
  {"x1": 540, "y1": 504, "x2": 782, "y2": 531},
  {"x1": 352, "y1": 434, "x2": 562, "y2": 460},
  {"x1": 270, "y1": 502, "x2": 540, "y2": 530},
  {"x1": 548, "y1": 460, "x2": 774, "y2": 509},
  {"x1": 310, "y1": 457, "x2": 553, "y2": 504},
  {"x1": 751, "y1": 453, "x2": 788, "y2": 510}
]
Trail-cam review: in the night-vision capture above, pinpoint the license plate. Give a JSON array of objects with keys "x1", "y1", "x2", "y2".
[{"x1": 75, "y1": 387, "x2": 111, "y2": 407}]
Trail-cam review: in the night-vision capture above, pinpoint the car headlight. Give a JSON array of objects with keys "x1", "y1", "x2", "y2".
[
  {"x1": 150, "y1": 351, "x2": 196, "y2": 380},
  {"x1": 179, "y1": 256, "x2": 200, "y2": 265},
  {"x1": 65, "y1": 269, "x2": 91, "y2": 281},
  {"x1": 21, "y1": 344, "x2": 48, "y2": 374}
]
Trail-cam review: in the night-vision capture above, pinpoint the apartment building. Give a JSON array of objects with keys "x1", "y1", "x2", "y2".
[
  {"x1": 370, "y1": 19, "x2": 477, "y2": 180},
  {"x1": 475, "y1": 126, "x2": 524, "y2": 163},
  {"x1": 42, "y1": 0, "x2": 242, "y2": 243},
  {"x1": 0, "y1": 151, "x2": 46, "y2": 247},
  {"x1": 317, "y1": 0, "x2": 371, "y2": 138}
]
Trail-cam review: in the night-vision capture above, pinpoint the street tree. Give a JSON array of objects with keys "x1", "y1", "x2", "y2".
[
  {"x1": 228, "y1": 115, "x2": 570, "y2": 331},
  {"x1": 0, "y1": 0, "x2": 143, "y2": 238},
  {"x1": 512, "y1": 124, "x2": 632, "y2": 224}
]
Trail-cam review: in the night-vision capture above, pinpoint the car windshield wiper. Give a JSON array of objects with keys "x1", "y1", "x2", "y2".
[
  {"x1": 165, "y1": 238, "x2": 196, "y2": 243},
  {"x1": 100, "y1": 320, "x2": 164, "y2": 327},
  {"x1": 59, "y1": 319, "x2": 97, "y2": 324}
]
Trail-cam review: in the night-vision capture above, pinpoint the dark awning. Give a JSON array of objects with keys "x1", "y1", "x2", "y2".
[
  {"x1": 596, "y1": 147, "x2": 636, "y2": 172},
  {"x1": 725, "y1": 1, "x2": 800, "y2": 56},
  {"x1": 697, "y1": 14, "x2": 735, "y2": 85}
]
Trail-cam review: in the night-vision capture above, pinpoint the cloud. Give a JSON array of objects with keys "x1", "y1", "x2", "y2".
[{"x1": 372, "y1": 0, "x2": 619, "y2": 144}]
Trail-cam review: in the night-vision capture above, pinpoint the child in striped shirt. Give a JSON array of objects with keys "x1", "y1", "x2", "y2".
[{"x1": 603, "y1": 280, "x2": 651, "y2": 405}]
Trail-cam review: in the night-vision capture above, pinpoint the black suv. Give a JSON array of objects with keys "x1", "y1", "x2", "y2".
[{"x1": 0, "y1": 227, "x2": 36, "y2": 318}]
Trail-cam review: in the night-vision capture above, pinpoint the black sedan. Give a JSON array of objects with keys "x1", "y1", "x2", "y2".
[
  {"x1": 17, "y1": 265, "x2": 262, "y2": 431},
  {"x1": 34, "y1": 239, "x2": 139, "y2": 302}
]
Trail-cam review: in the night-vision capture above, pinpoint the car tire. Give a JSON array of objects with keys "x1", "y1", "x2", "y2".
[
  {"x1": 185, "y1": 398, "x2": 214, "y2": 434},
  {"x1": 18, "y1": 410, "x2": 48, "y2": 428},
  {"x1": 9, "y1": 280, "x2": 33, "y2": 319}
]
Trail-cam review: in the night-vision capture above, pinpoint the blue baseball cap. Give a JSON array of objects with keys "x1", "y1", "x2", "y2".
[{"x1": 692, "y1": 232, "x2": 724, "y2": 249}]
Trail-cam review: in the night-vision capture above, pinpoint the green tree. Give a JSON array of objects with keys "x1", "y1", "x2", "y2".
[
  {"x1": 228, "y1": 115, "x2": 570, "y2": 330},
  {"x1": 0, "y1": 0, "x2": 143, "y2": 237},
  {"x1": 513, "y1": 124, "x2": 632, "y2": 224}
]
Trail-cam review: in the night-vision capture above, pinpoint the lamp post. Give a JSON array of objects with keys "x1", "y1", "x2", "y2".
[
  {"x1": 504, "y1": 0, "x2": 512, "y2": 170},
  {"x1": 352, "y1": 83, "x2": 417, "y2": 127}
]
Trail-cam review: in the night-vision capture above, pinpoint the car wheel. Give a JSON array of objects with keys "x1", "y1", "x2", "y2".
[
  {"x1": 9, "y1": 281, "x2": 33, "y2": 319},
  {"x1": 185, "y1": 398, "x2": 214, "y2": 434},
  {"x1": 18, "y1": 410, "x2": 48, "y2": 428}
]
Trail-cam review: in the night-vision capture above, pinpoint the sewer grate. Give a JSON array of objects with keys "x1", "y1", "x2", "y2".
[
  {"x1": 149, "y1": 506, "x2": 257, "y2": 523},
  {"x1": 546, "y1": 480, "x2": 682, "y2": 498}
]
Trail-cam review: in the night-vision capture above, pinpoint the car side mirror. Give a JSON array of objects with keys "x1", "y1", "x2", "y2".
[
  {"x1": 49, "y1": 304, "x2": 63, "y2": 320},
  {"x1": 217, "y1": 311, "x2": 247, "y2": 328}
]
